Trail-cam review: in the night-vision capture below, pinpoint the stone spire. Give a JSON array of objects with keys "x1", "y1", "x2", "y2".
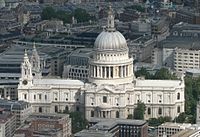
[
  {"x1": 107, "y1": 5, "x2": 115, "y2": 31},
  {"x1": 31, "y1": 42, "x2": 41, "y2": 78}
]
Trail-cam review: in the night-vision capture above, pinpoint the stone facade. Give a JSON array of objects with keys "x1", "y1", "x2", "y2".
[{"x1": 18, "y1": 6, "x2": 185, "y2": 120}]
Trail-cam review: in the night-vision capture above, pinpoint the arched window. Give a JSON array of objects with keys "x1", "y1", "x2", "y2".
[
  {"x1": 55, "y1": 106, "x2": 58, "y2": 113},
  {"x1": 147, "y1": 108, "x2": 151, "y2": 115},
  {"x1": 65, "y1": 106, "x2": 69, "y2": 112},
  {"x1": 116, "y1": 111, "x2": 119, "y2": 118},
  {"x1": 39, "y1": 107, "x2": 42, "y2": 113},
  {"x1": 158, "y1": 108, "x2": 162, "y2": 115},
  {"x1": 177, "y1": 106, "x2": 180, "y2": 113},
  {"x1": 177, "y1": 93, "x2": 180, "y2": 100},
  {"x1": 91, "y1": 110, "x2": 94, "y2": 117}
]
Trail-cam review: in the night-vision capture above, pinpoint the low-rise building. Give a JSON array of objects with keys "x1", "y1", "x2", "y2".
[
  {"x1": 185, "y1": 69, "x2": 200, "y2": 78},
  {"x1": 151, "y1": 16, "x2": 170, "y2": 41},
  {"x1": 0, "y1": 99, "x2": 32, "y2": 127},
  {"x1": 171, "y1": 22, "x2": 200, "y2": 38},
  {"x1": 158, "y1": 122, "x2": 192, "y2": 137},
  {"x1": 14, "y1": 113, "x2": 71, "y2": 137},
  {"x1": 129, "y1": 35, "x2": 155, "y2": 62},
  {"x1": 75, "y1": 118, "x2": 148, "y2": 137},
  {"x1": 174, "y1": 8, "x2": 200, "y2": 24},
  {"x1": 0, "y1": 108, "x2": 16, "y2": 137},
  {"x1": 152, "y1": 35, "x2": 200, "y2": 71},
  {"x1": 63, "y1": 48, "x2": 93, "y2": 81}
]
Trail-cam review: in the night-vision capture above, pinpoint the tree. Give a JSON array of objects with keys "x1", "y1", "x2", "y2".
[
  {"x1": 41, "y1": 7, "x2": 95, "y2": 23},
  {"x1": 124, "y1": 5, "x2": 145, "y2": 12},
  {"x1": 148, "y1": 118, "x2": 160, "y2": 127},
  {"x1": 62, "y1": 111, "x2": 88, "y2": 133},
  {"x1": 133, "y1": 101, "x2": 146, "y2": 120},
  {"x1": 41, "y1": 7, "x2": 56, "y2": 20},
  {"x1": 148, "y1": 116, "x2": 172, "y2": 127},
  {"x1": 135, "y1": 67, "x2": 152, "y2": 79},
  {"x1": 174, "y1": 112, "x2": 186, "y2": 123},
  {"x1": 74, "y1": 8, "x2": 92, "y2": 23},
  {"x1": 153, "y1": 68, "x2": 178, "y2": 80},
  {"x1": 56, "y1": 10, "x2": 72, "y2": 23}
]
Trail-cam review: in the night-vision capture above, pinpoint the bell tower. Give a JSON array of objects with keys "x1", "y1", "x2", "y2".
[
  {"x1": 19, "y1": 49, "x2": 33, "y2": 87},
  {"x1": 31, "y1": 43, "x2": 41, "y2": 78}
]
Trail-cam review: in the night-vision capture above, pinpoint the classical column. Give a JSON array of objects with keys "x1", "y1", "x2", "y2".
[
  {"x1": 94, "y1": 66, "x2": 96, "y2": 77},
  {"x1": 111, "y1": 67, "x2": 113, "y2": 78},
  {"x1": 119, "y1": 66, "x2": 121, "y2": 77},
  {"x1": 100, "y1": 66, "x2": 103, "y2": 78},
  {"x1": 90, "y1": 65, "x2": 93, "y2": 77},
  {"x1": 97, "y1": 66, "x2": 99, "y2": 77},
  {"x1": 124, "y1": 66, "x2": 126, "y2": 77},
  {"x1": 126, "y1": 65, "x2": 130, "y2": 76},
  {"x1": 104, "y1": 67, "x2": 106, "y2": 78},
  {"x1": 108, "y1": 67, "x2": 111, "y2": 79},
  {"x1": 121, "y1": 66, "x2": 123, "y2": 77}
]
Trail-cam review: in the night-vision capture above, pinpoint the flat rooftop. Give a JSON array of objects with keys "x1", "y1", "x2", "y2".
[{"x1": 28, "y1": 113, "x2": 69, "y2": 122}]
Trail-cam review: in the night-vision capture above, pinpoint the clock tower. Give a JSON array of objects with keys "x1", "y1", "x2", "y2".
[{"x1": 19, "y1": 49, "x2": 33, "y2": 87}]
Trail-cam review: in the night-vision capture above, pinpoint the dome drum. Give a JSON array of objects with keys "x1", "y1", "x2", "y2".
[
  {"x1": 91, "y1": 52, "x2": 130, "y2": 63},
  {"x1": 88, "y1": 62, "x2": 134, "y2": 85}
]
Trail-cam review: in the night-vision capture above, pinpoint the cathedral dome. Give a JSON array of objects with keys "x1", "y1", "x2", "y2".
[
  {"x1": 94, "y1": 6, "x2": 128, "y2": 52},
  {"x1": 94, "y1": 30, "x2": 128, "y2": 51}
]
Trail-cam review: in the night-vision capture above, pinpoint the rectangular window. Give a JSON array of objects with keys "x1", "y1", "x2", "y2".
[
  {"x1": 103, "y1": 96, "x2": 107, "y2": 103},
  {"x1": 24, "y1": 94, "x2": 27, "y2": 99},
  {"x1": 34, "y1": 95, "x2": 36, "y2": 100},
  {"x1": 39, "y1": 94, "x2": 42, "y2": 100}
]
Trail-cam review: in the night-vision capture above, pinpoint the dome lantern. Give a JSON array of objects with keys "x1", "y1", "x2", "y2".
[{"x1": 107, "y1": 5, "x2": 115, "y2": 32}]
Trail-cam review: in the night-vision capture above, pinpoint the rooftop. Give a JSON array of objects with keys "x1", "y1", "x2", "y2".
[
  {"x1": 186, "y1": 69, "x2": 200, "y2": 74},
  {"x1": 0, "y1": 99, "x2": 30, "y2": 110},
  {"x1": 135, "y1": 79, "x2": 182, "y2": 88},
  {"x1": 27, "y1": 113, "x2": 69, "y2": 122},
  {"x1": 33, "y1": 78, "x2": 84, "y2": 86},
  {"x1": 88, "y1": 117, "x2": 147, "y2": 126},
  {"x1": 74, "y1": 129, "x2": 114, "y2": 137},
  {"x1": 159, "y1": 122, "x2": 192, "y2": 129},
  {"x1": 171, "y1": 129, "x2": 200, "y2": 137}
]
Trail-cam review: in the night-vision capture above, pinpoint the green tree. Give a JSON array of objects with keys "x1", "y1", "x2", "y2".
[
  {"x1": 174, "y1": 112, "x2": 186, "y2": 123},
  {"x1": 41, "y1": 7, "x2": 56, "y2": 20},
  {"x1": 153, "y1": 68, "x2": 178, "y2": 80},
  {"x1": 125, "y1": 5, "x2": 145, "y2": 12},
  {"x1": 135, "y1": 67, "x2": 152, "y2": 79},
  {"x1": 133, "y1": 101, "x2": 146, "y2": 120},
  {"x1": 148, "y1": 118, "x2": 160, "y2": 127},
  {"x1": 74, "y1": 8, "x2": 92, "y2": 23},
  {"x1": 62, "y1": 111, "x2": 88, "y2": 133},
  {"x1": 148, "y1": 116, "x2": 172, "y2": 127},
  {"x1": 183, "y1": 76, "x2": 199, "y2": 124},
  {"x1": 56, "y1": 10, "x2": 72, "y2": 23}
]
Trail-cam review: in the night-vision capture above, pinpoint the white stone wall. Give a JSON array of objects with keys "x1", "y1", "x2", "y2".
[
  {"x1": 85, "y1": 80, "x2": 185, "y2": 120},
  {"x1": 18, "y1": 84, "x2": 85, "y2": 113}
]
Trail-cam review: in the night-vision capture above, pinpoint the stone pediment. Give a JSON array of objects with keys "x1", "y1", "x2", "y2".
[{"x1": 96, "y1": 87, "x2": 114, "y2": 94}]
